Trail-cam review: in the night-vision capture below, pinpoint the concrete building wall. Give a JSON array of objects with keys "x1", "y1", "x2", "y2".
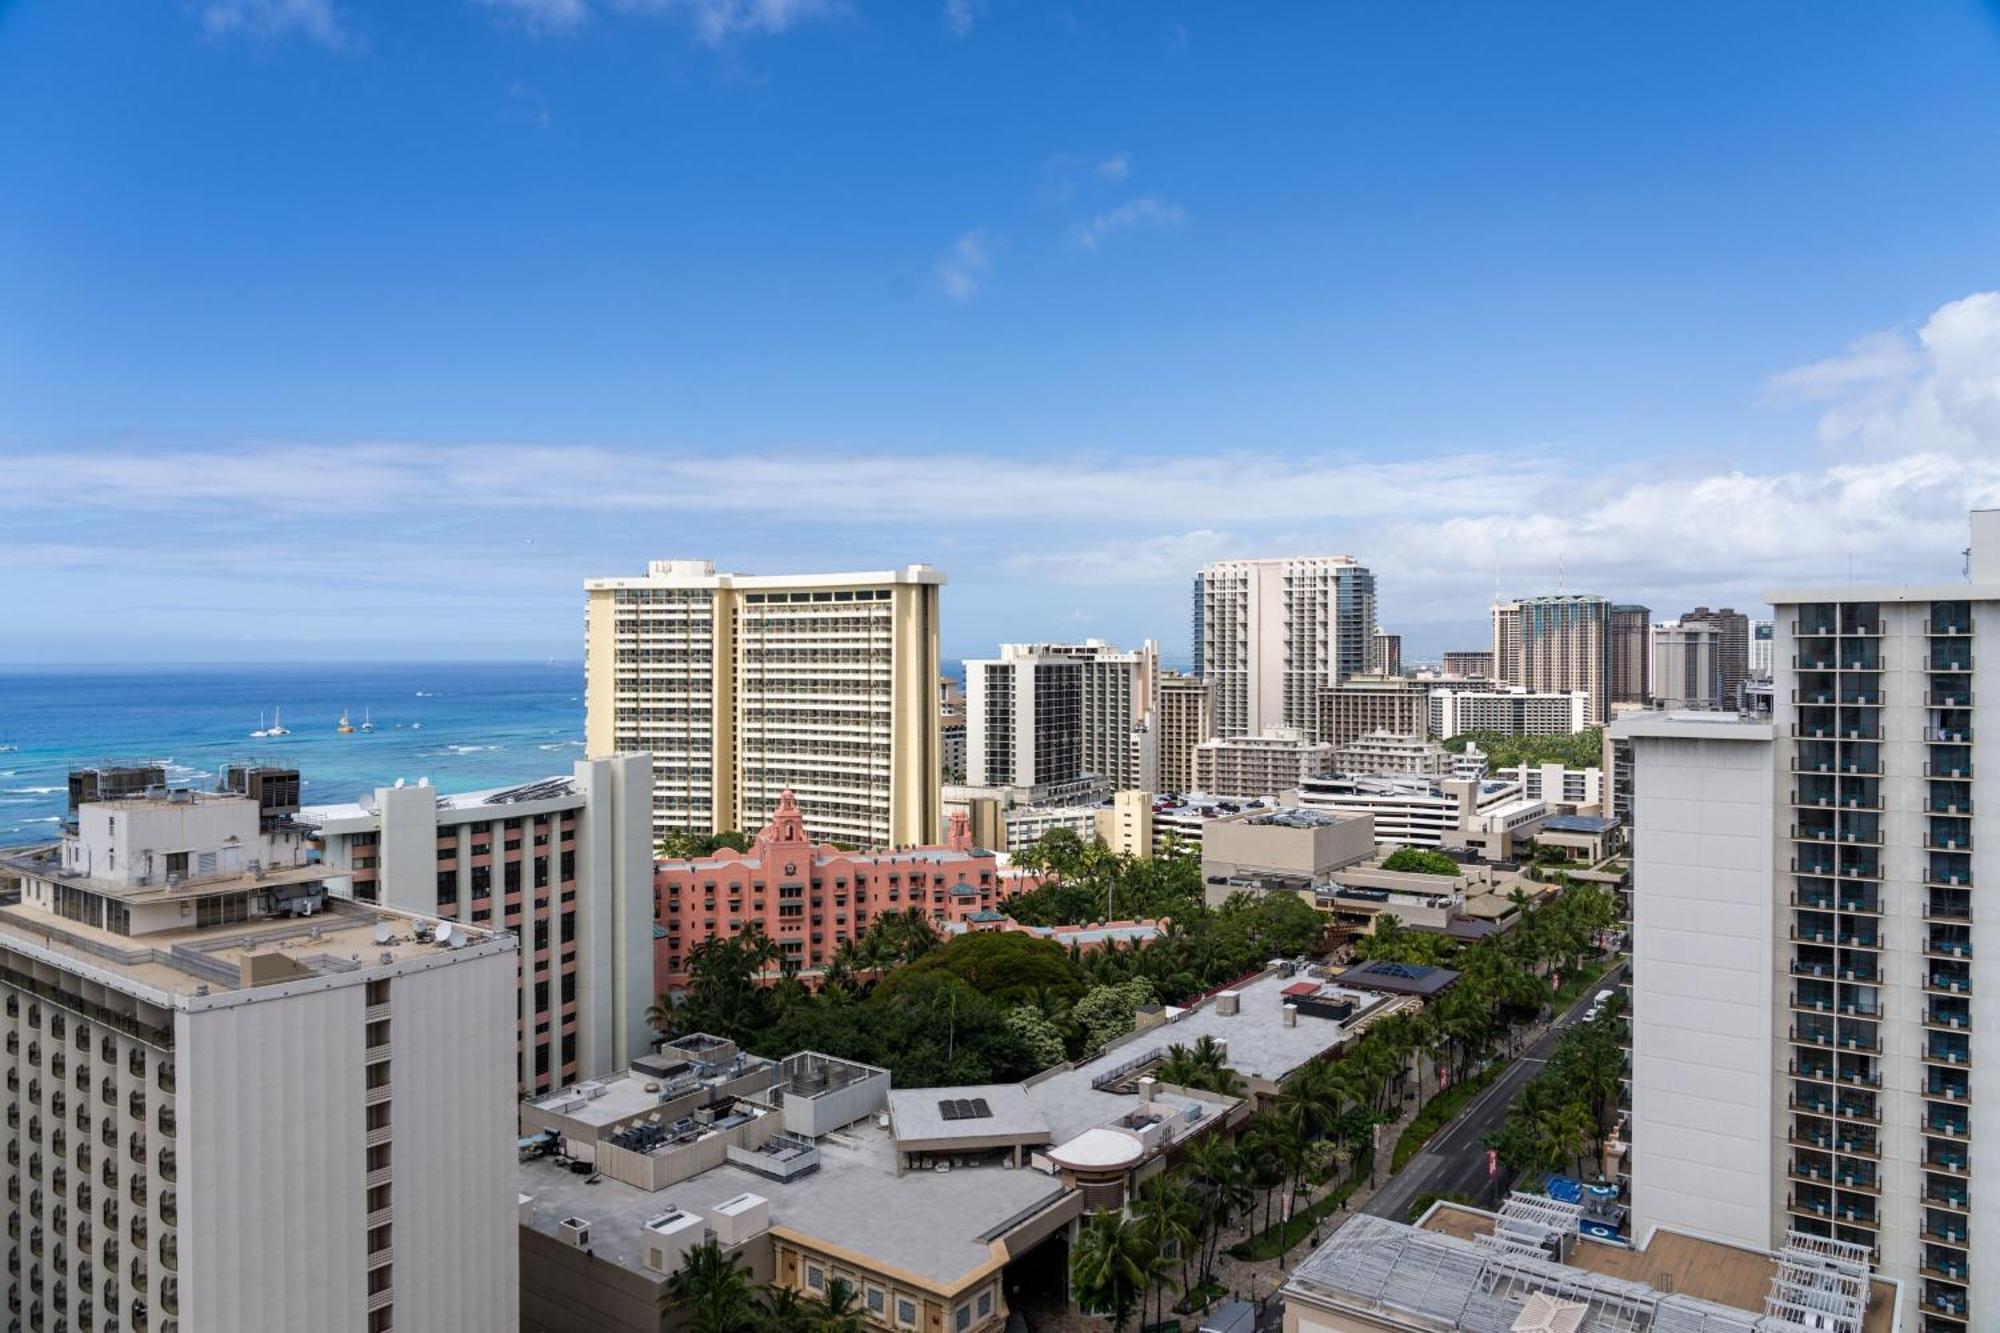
[
  {"x1": 177, "y1": 945, "x2": 519, "y2": 1333},
  {"x1": 311, "y1": 756, "x2": 655, "y2": 1091},
  {"x1": 1620, "y1": 719, "x2": 1778, "y2": 1255},
  {"x1": 1201, "y1": 812, "x2": 1375, "y2": 885}
]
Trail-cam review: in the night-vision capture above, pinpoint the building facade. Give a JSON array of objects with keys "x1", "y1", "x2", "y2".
[
  {"x1": 654, "y1": 794, "x2": 1036, "y2": 988},
  {"x1": 1491, "y1": 593, "x2": 1613, "y2": 723},
  {"x1": 1331, "y1": 731, "x2": 1453, "y2": 778},
  {"x1": 1316, "y1": 675, "x2": 1427, "y2": 750},
  {"x1": 1196, "y1": 557, "x2": 1378, "y2": 740},
  {"x1": 1156, "y1": 672, "x2": 1214, "y2": 794},
  {"x1": 584, "y1": 560, "x2": 943, "y2": 848},
  {"x1": 1610, "y1": 602, "x2": 1652, "y2": 705},
  {"x1": 964, "y1": 641, "x2": 1158, "y2": 794},
  {"x1": 1440, "y1": 650, "x2": 1494, "y2": 679},
  {"x1": 1650, "y1": 618, "x2": 1722, "y2": 710},
  {"x1": 0, "y1": 785, "x2": 519, "y2": 1333},
  {"x1": 1752, "y1": 618, "x2": 1776, "y2": 679},
  {"x1": 1682, "y1": 605, "x2": 1753, "y2": 711},
  {"x1": 1613, "y1": 509, "x2": 2000, "y2": 1332},
  {"x1": 1368, "y1": 630, "x2": 1402, "y2": 677},
  {"x1": 1191, "y1": 729, "x2": 1335, "y2": 800},
  {"x1": 1427, "y1": 687, "x2": 1593, "y2": 740},
  {"x1": 305, "y1": 755, "x2": 655, "y2": 1094}
]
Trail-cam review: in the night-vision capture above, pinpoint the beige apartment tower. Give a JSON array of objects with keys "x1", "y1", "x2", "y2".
[
  {"x1": 1492, "y1": 593, "x2": 1614, "y2": 723},
  {"x1": 1195, "y1": 556, "x2": 1378, "y2": 739},
  {"x1": 585, "y1": 560, "x2": 944, "y2": 847},
  {"x1": 1156, "y1": 671, "x2": 1214, "y2": 794}
]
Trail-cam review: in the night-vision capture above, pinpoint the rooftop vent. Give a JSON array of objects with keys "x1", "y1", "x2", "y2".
[{"x1": 558, "y1": 1217, "x2": 591, "y2": 1249}]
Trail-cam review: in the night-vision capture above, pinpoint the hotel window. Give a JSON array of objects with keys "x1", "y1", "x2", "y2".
[
  {"x1": 865, "y1": 1287, "x2": 887, "y2": 1318},
  {"x1": 896, "y1": 1298, "x2": 919, "y2": 1328},
  {"x1": 805, "y1": 1263, "x2": 826, "y2": 1291},
  {"x1": 956, "y1": 1305, "x2": 972, "y2": 1332},
  {"x1": 976, "y1": 1289, "x2": 992, "y2": 1318}
]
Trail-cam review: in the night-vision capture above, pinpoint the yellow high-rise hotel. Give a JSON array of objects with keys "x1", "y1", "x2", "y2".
[{"x1": 584, "y1": 560, "x2": 944, "y2": 847}]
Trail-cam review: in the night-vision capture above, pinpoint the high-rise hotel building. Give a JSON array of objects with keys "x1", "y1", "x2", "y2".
[
  {"x1": 1493, "y1": 593, "x2": 1614, "y2": 723},
  {"x1": 584, "y1": 561, "x2": 944, "y2": 848},
  {"x1": 963, "y1": 640, "x2": 1159, "y2": 794},
  {"x1": 1615, "y1": 510, "x2": 2000, "y2": 1333},
  {"x1": 304, "y1": 755, "x2": 655, "y2": 1095},
  {"x1": 1194, "y1": 556, "x2": 1377, "y2": 740},
  {"x1": 0, "y1": 783, "x2": 518, "y2": 1333}
]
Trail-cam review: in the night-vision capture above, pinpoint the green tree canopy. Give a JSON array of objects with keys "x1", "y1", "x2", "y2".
[
  {"x1": 871, "y1": 929, "x2": 1084, "y2": 1007},
  {"x1": 1441, "y1": 727, "x2": 1604, "y2": 771},
  {"x1": 1380, "y1": 848, "x2": 1463, "y2": 876}
]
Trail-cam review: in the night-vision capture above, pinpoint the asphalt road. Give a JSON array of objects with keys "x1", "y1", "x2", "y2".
[{"x1": 1361, "y1": 960, "x2": 1628, "y2": 1223}]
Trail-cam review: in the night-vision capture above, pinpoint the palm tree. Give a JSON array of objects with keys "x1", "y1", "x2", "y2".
[
  {"x1": 1180, "y1": 1137, "x2": 1235, "y2": 1284},
  {"x1": 812, "y1": 1279, "x2": 870, "y2": 1333},
  {"x1": 1070, "y1": 1209, "x2": 1146, "y2": 1332},
  {"x1": 644, "y1": 991, "x2": 680, "y2": 1039},
  {"x1": 666, "y1": 1239, "x2": 762, "y2": 1333},
  {"x1": 1133, "y1": 1173, "x2": 1198, "y2": 1323},
  {"x1": 760, "y1": 1285, "x2": 812, "y2": 1333}
]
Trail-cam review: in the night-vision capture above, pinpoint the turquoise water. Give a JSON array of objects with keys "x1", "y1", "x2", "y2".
[{"x1": 0, "y1": 662, "x2": 585, "y2": 843}]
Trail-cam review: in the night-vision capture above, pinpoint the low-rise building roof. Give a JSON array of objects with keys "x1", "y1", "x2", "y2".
[{"x1": 1336, "y1": 959, "x2": 1460, "y2": 997}]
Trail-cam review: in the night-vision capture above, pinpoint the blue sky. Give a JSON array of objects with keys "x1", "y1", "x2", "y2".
[{"x1": 3, "y1": 1, "x2": 2000, "y2": 664}]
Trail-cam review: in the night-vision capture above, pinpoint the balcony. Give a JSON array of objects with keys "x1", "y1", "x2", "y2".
[
  {"x1": 1925, "y1": 1037, "x2": 1972, "y2": 1067},
  {"x1": 1923, "y1": 1284, "x2": 1969, "y2": 1319},
  {"x1": 1924, "y1": 1182, "x2": 1970, "y2": 1213},
  {"x1": 1924, "y1": 1074, "x2": 1972, "y2": 1106},
  {"x1": 1923, "y1": 1216, "x2": 1970, "y2": 1247},
  {"x1": 1924, "y1": 1147, "x2": 1970, "y2": 1175},
  {"x1": 1925, "y1": 1004, "x2": 1972, "y2": 1034},
  {"x1": 1920, "y1": 1104, "x2": 1968, "y2": 1136},
  {"x1": 1924, "y1": 896, "x2": 1972, "y2": 923}
]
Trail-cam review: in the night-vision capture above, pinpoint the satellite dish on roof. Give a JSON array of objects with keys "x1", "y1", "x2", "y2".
[
  {"x1": 372, "y1": 921, "x2": 394, "y2": 947},
  {"x1": 435, "y1": 921, "x2": 455, "y2": 947}
]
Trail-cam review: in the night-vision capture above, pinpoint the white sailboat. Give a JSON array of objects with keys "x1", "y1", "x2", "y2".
[
  {"x1": 360, "y1": 708, "x2": 375, "y2": 733},
  {"x1": 251, "y1": 709, "x2": 270, "y2": 739},
  {"x1": 266, "y1": 706, "x2": 290, "y2": 737}
]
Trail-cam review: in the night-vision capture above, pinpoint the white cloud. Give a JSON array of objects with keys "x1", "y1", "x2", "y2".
[
  {"x1": 608, "y1": 0, "x2": 843, "y2": 46},
  {"x1": 934, "y1": 229, "x2": 991, "y2": 302},
  {"x1": 942, "y1": 0, "x2": 977, "y2": 37},
  {"x1": 1095, "y1": 153, "x2": 1130, "y2": 184},
  {"x1": 1004, "y1": 531, "x2": 1243, "y2": 585},
  {"x1": 1770, "y1": 291, "x2": 2000, "y2": 457},
  {"x1": 197, "y1": 0, "x2": 355, "y2": 50},
  {"x1": 12, "y1": 291, "x2": 2000, "y2": 656},
  {"x1": 474, "y1": 0, "x2": 590, "y2": 36},
  {"x1": 1073, "y1": 192, "x2": 1188, "y2": 251}
]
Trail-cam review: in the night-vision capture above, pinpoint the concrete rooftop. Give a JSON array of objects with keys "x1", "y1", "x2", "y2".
[{"x1": 519, "y1": 1117, "x2": 1065, "y2": 1287}]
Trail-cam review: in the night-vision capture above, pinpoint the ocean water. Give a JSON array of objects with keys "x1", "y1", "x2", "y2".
[{"x1": 0, "y1": 662, "x2": 585, "y2": 843}]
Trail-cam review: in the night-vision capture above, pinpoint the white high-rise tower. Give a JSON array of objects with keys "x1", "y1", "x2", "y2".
[{"x1": 1616, "y1": 509, "x2": 2000, "y2": 1332}]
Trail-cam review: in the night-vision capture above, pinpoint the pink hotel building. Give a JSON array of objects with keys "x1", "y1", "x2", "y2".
[{"x1": 656, "y1": 790, "x2": 1039, "y2": 989}]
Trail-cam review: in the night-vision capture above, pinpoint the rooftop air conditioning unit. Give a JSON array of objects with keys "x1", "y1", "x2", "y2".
[{"x1": 559, "y1": 1217, "x2": 592, "y2": 1248}]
